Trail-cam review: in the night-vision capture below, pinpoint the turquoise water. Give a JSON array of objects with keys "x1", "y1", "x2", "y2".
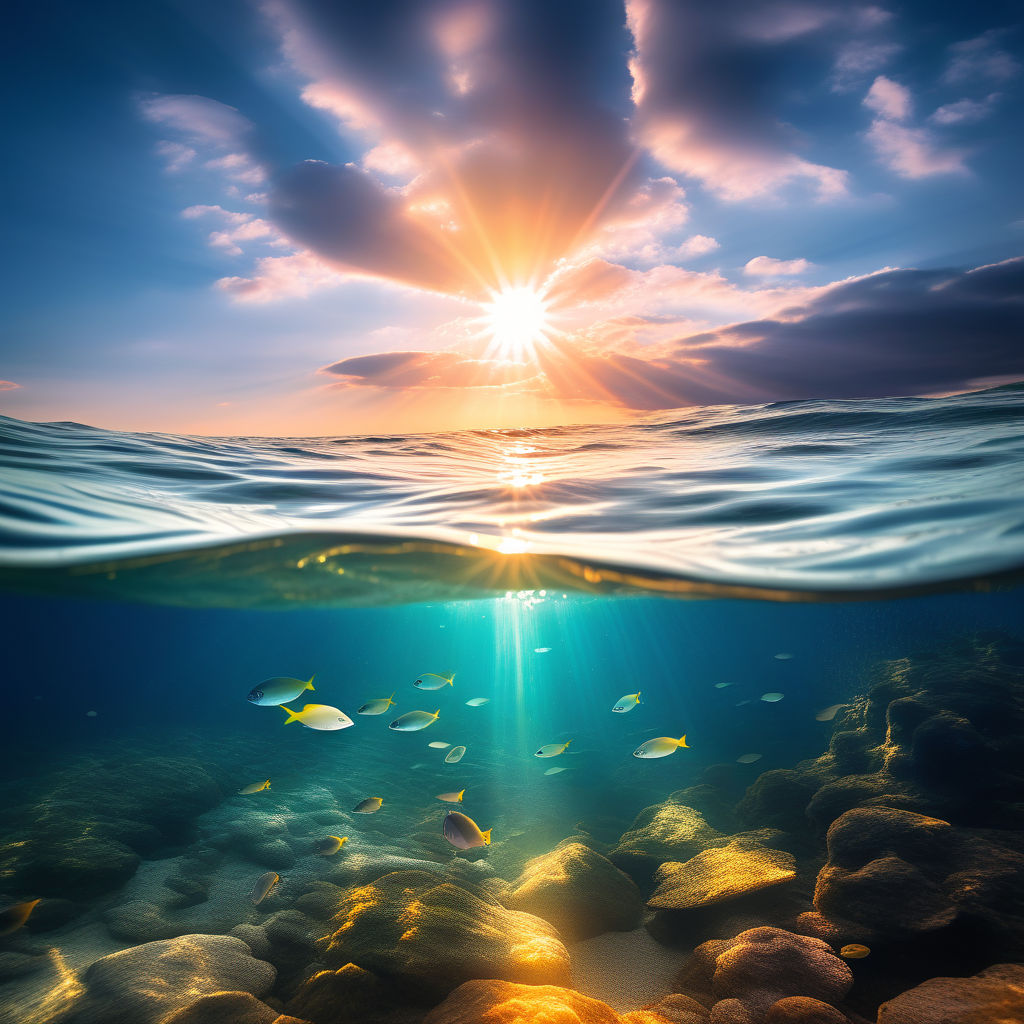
[{"x1": 1, "y1": 386, "x2": 1024, "y2": 1023}]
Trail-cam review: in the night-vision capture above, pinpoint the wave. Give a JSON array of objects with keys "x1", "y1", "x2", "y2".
[{"x1": 1, "y1": 385, "x2": 1023, "y2": 606}]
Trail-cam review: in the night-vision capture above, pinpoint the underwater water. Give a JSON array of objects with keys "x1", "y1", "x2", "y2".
[{"x1": 2, "y1": 385, "x2": 1024, "y2": 1024}]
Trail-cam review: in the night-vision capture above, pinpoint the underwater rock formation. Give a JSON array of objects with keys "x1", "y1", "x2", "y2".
[
  {"x1": 876, "y1": 963, "x2": 1024, "y2": 1023},
  {"x1": 505, "y1": 840, "x2": 644, "y2": 941},
  {"x1": 161, "y1": 990, "x2": 282, "y2": 1024},
  {"x1": 609, "y1": 803, "x2": 723, "y2": 882},
  {"x1": 67, "y1": 933, "x2": 275, "y2": 1024},
  {"x1": 673, "y1": 927, "x2": 853, "y2": 1023},
  {"x1": 647, "y1": 840, "x2": 797, "y2": 911},
  {"x1": 318, "y1": 869, "x2": 571, "y2": 1000},
  {"x1": 422, "y1": 979, "x2": 623, "y2": 1024}
]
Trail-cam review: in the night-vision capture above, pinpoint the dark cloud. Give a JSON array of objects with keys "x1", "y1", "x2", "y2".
[
  {"x1": 321, "y1": 257, "x2": 1024, "y2": 409},
  {"x1": 321, "y1": 349, "x2": 540, "y2": 390}
]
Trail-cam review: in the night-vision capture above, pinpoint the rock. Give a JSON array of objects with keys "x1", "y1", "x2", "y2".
[
  {"x1": 0, "y1": 950, "x2": 46, "y2": 981},
  {"x1": 625, "y1": 993, "x2": 709, "y2": 1023},
  {"x1": 647, "y1": 841, "x2": 796, "y2": 911},
  {"x1": 505, "y1": 841, "x2": 644, "y2": 941},
  {"x1": 104, "y1": 900, "x2": 182, "y2": 943},
  {"x1": 708, "y1": 1000, "x2": 755, "y2": 1023},
  {"x1": 876, "y1": 963, "x2": 1024, "y2": 1023},
  {"x1": 162, "y1": 991, "x2": 280, "y2": 1024},
  {"x1": 735, "y1": 772, "x2": 819, "y2": 836},
  {"x1": 610, "y1": 804, "x2": 724, "y2": 882},
  {"x1": 72, "y1": 933, "x2": 275, "y2": 1024},
  {"x1": 764, "y1": 997, "x2": 847, "y2": 1023},
  {"x1": 674, "y1": 928, "x2": 852, "y2": 1022},
  {"x1": 285, "y1": 963, "x2": 388, "y2": 1024},
  {"x1": 421, "y1": 979, "x2": 620, "y2": 1024},
  {"x1": 320, "y1": 870, "x2": 570, "y2": 1000},
  {"x1": 20, "y1": 837, "x2": 141, "y2": 899},
  {"x1": 230, "y1": 923, "x2": 272, "y2": 959}
]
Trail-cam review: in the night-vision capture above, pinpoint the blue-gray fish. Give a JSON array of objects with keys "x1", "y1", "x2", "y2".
[
  {"x1": 389, "y1": 709, "x2": 440, "y2": 731},
  {"x1": 249, "y1": 871, "x2": 279, "y2": 905},
  {"x1": 248, "y1": 676, "x2": 315, "y2": 706},
  {"x1": 443, "y1": 810, "x2": 491, "y2": 849}
]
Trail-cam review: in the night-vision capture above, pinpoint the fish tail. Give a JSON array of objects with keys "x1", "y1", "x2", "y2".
[
  {"x1": 388, "y1": 692, "x2": 395, "y2": 704},
  {"x1": 448, "y1": 674, "x2": 455, "y2": 685},
  {"x1": 637, "y1": 691, "x2": 642, "y2": 702},
  {"x1": 678, "y1": 735, "x2": 689, "y2": 748},
  {"x1": 306, "y1": 675, "x2": 316, "y2": 691},
  {"x1": 481, "y1": 828, "x2": 492, "y2": 845},
  {"x1": 433, "y1": 709, "x2": 440, "y2": 718},
  {"x1": 457, "y1": 789, "x2": 465, "y2": 802},
  {"x1": 264, "y1": 780, "x2": 271, "y2": 789},
  {"x1": 564, "y1": 739, "x2": 572, "y2": 750},
  {"x1": 281, "y1": 706, "x2": 300, "y2": 725}
]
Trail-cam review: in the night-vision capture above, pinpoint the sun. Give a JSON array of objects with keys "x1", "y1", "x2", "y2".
[{"x1": 480, "y1": 285, "x2": 552, "y2": 361}]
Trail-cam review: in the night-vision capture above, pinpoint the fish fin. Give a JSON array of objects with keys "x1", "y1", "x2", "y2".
[
  {"x1": 264, "y1": 780, "x2": 271, "y2": 789},
  {"x1": 481, "y1": 829, "x2": 492, "y2": 845},
  {"x1": 448, "y1": 674, "x2": 455, "y2": 685},
  {"x1": 564, "y1": 739, "x2": 572, "y2": 750},
  {"x1": 388, "y1": 692, "x2": 396, "y2": 705},
  {"x1": 457, "y1": 789, "x2": 465, "y2": 802},
  {"x1": 306, "y1": 675, "x2": 316, "y2": 691},
  {"x1": 636, "y1": 691, "x2": 641, "y2": 702},
  {"x1": 433, "y1": 709, "x2": 441, "y2": 718},
  {"x1": 679, "y1": 735, "x2": 689, "y2": 748},
  {"x1": 281, "y1": 706, "x2": 301, "y2": 725}
]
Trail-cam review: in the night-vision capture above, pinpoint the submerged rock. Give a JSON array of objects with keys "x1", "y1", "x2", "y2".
[
  {"x1": 69, "y1": 933, "x2": 275, "y2": 1024},
  {"x1": 876, "y1": 963, "x2": 1024, "y2": 1023},
  {"x1": 674, "y1": 927, "x2": 853, "y2": 1023},
  {"x1": 610, "y1": 803, "x2": 724, "y2": 882},
  {"x1": 422, "y1": 979, "x2": 621, "y2": 1024},
  {"x1": 319, "y1": 869, "x2": 570, "y2": 1000},
  {"x1": 647, "y1": 841, "x2": 797, "y2": 911},
  {"x1": 763, "y1": 997, "x2": 848, "y2": 1023},
  {"x1": 505, "y1": 841, "x2": 644, "y2": 941},
  {"x1": 161, "y1": 991, "x2": 280, "y2": 1024}
]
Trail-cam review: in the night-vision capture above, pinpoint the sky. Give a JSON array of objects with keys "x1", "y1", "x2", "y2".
[{"x1": 1, "y1": 0, "x2": 1022, "y2": 436}]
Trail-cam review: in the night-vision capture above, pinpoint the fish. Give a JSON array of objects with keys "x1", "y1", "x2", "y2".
[
  {"x1": 611, "y1": 691, "x2": 642, "y2": 713},
  {"x1": 444, "y1": 745, "x2": 466, "y2": 763},
  {"x1": 534, "y1": 647, "x2": 552, "y2": 653},
  {"x1": 436, "y1": 790, "x2": 465, "y2": 802},
  {"x1": 353, "y1": 797, "x2": 383, "y2": 813},
  {"x1": 85, "y1": 710, "x2": 98, "y2": 717},
  {"x1": 389, "y1": 709, "x2": 440, "y2": 731},
  {"x1": 443, "y1": 810, "x2": 492, "y2": 850},
  {"x1": 735, "y1": 700, "x2": 752, "y2": 707},
  {"x1": 816, "y1": 703, "x2": 847, "y2": 722},
  {"x1": 428, "y1": 741, "x2": 451, "y2": 749},
  {"x1": 238, "y1": 779, "x2": 271, "y2": 795},
  {"x1": 410, "y1": 762, "x2": 428, "y2": 770},
  {"x1": 465, "y1": 697, "x2": 490, "y2": 707},
  {"x1": 281, "y1": 704, "x2": 354, "y2": 730},
  {"x1": 313, "y1": 836, "x2": 347, "y2": 856},
  {"x1": 714, "y1": 682, "x2": 732, "y2": 689},
  {"x1": 633, "y1": 735, "x2": 689, "y2": 759},
  {"x1": 761, "y1": 692, "x2": 785, "y2": 703},
  {"x1": 357, "y1": 694, "x2": 396, "y2": 715},
  {"x1": 774, "y1": 653, "x2": 794, "y2": 661},
  {"x1": 414, "y1": 673, "x2": 455, "y2": 690},
  {"x1": 249, "y1": 871, "x2": 280, "y2": 905},
  {"x1": 248, "y1": 675, "x2": 315, "y2": 706},
  {"x1": 0, "y1": 899, "x2": 41, "y2": 937},
  {"x1": 737, "y1": 753, "x2": 763, "y2": 764},
  {"x1": 534, "y1": 740, "x2": 571, "y2": 758},
  {"x1": 840, "y1": 944, "x2": 871, "y2": 959},
  {"x1": 544, "y1": 766, "x2": 572, "y2": 775}
]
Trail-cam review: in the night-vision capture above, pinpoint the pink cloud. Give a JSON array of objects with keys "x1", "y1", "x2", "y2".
[
  {"x1": 863, "y1": 75, "x2": 912, "y2": 121},
  {"x1": 217, "y1": 251, "x2": 344, "y2": 302},
  {"x1": 0, "y1": 380, "x2": 21, "y2": 391},
  {"x1": 744, "y1": 256, "x2": 814, "y2": 277}
]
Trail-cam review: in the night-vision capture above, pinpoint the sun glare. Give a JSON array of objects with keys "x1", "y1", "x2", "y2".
[{"x1": 481, "y1": 286, "x2": 552, "y2": 361}]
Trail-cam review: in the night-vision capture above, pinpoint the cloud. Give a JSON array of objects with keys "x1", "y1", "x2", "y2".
[
  {"x1": 217, "y1": 251, "x2": 344, "y2": 302},
  {"x1": 943, "y1": 30, "x2": 1020, "y2": 85},
  {"x1": 677, "y1": 235, "x2": 720, "y2": 258},
  {"x1": 319, "y1": 257, "x2": 1024, "y2": 409},
  {"x1": 744, "y1": 256, "x2": 813, "y2": 277},
  {"x1": 862, "y1": 76, "x2": 967, "y2": 178},
  {"x1": 625, "y1": 0, "x2": 849, "y2": 201},
  {"x1": 0, "y1": 380, "x2": 21, "y2": 391},
  {"x1": 930, "y1": 94, "x2": 1001, "y2": 126},
  {"x1": 263, "y1": 0, "x2": 647, "y2": 299},
  {"x1": 831, "y1": 39, "x2": 902, "y2": 90},
  {"x1": 181, "y1": 204, "x2": 284, "y2": 257},
  {"x1": 863, "y1": 75, "x2": 911, "y2": 121}
]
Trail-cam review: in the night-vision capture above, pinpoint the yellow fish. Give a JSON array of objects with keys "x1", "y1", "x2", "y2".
[
  {"x1": 353, "y1": 797, "x2": 383, "y2": 813},
  {"x1": 389, "y1": 709, "x2": 440, "y2": 732},
  {"x1": 281, "y1": 704, "x2": 354, "y2": 730},
  {"x1": 238, "y1": 780, "x2": 271, "y2": 795},
  {"x1": 443, "y1": 810, "x2": 491, "y2": 849},
  {"x1": 414, "y1": 673, "x2": 455, "y2": 690},
  {"x1": 0, "y1": 899, "x2": 40, "y2": 937},
  {"x1": 357, "y1": 694, "x2": 396, "y2": 715},
  {"x1": 840, "y1": 944, "x2": 871, "y2": 959},
  {"x1": 534, "y1": 740, "x2": 571, "y2": 758},
  {"x1": 314, "y1": 836, "x2": 348, "y2": 856},
  {"x1": 633, "y1": 735, "x2": 689, "y2": 759},
  {"x1": 436, "y1": 790, "x2": 465, "y2": 803}
]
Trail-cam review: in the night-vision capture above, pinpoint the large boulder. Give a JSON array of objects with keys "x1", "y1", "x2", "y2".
[
  {"x1": 877, "y1": 963, "x2": 1024, "y2": 1023},
  {"x1": 319, "y1": 870, "x2": 570, "y2": 1000},
  {"x1": 421, "y1": 979, "x2": 620, "y2": 1024},
  {"x1": 674, "y1": 927, "x2": 852, "y2": 1023},
  {"x1": 647, "y1": 841, "x2": 796, "y2": 911},
  {"x1": 69, "y1": 934, "x2": 275, "y2": 1024},
  {"x1": 161, "y1": 991, "x2": 280, "y2": 1024},
  {"x1": 610, "y1": 803, "x2": 724, "y2": 882},
  {"x1": 505, "y1": 841, "x2": 644, "y2": 941}
]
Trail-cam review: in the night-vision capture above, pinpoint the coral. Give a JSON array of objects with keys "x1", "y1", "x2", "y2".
[{"x1": 505, "y1": 841, "x2": 644, "y2": 941}]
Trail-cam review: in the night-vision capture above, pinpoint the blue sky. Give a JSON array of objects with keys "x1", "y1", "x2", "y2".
[{"x1": 1, "y1": 0, "x2": 1022, "y2": 434}]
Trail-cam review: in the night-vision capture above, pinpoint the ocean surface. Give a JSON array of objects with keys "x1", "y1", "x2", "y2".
[{"x1": 1, "y1": 385, "x2": 1024, "y2": 1023}]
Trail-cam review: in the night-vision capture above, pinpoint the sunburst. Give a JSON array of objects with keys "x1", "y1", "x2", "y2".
[{"x1": 479, "y1": 285, "x2": 553, "y2": 361}]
